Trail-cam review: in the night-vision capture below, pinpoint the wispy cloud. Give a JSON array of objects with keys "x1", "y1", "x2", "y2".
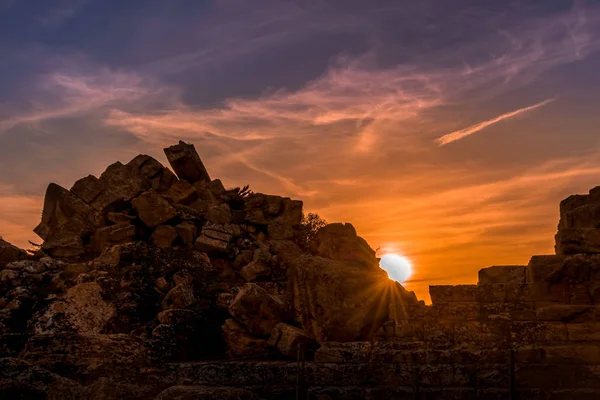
[{"x1": 436, "y1": 98, "x2": 556, "y2": 146}]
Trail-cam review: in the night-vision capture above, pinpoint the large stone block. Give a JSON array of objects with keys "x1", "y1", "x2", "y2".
[
  {"x1": 478, "y1": 265, "x2": 526, "y2": 284},
  {"x1": 527, "y1": 255, "x2": 565, "y2": 283},
  {"x1": 91, "y1": 222, "x2": 135, "y2": 251},
  {"x1": 314, "y1": 342, "x2": 374, "y2": 363},
  {"x1": 429, "y1": 284, "x2": 506, "y2": 303},
  {"x1": 568, "y1": 323, "x2": 600, "y2": 342},
  {"x1": 221, "y1": 319, "x2": 269, "y2": 358},
  {"x1": 506, "y1": 282, "x2": 570, "y2": 303},
  {"x1": 454, "y1": 321, "x2": 508, "y2": 343},
  {"x1": 426, "y1": 302, "x2": 480, "y2": 321},
  {"x1": 536, "y1": 305, "x2": 595, "y2": 322},
  {"x1": 164, "y1": 180, "x2": 198, "y2": 205},
  {"x1": 228, "y1": 283, "x2": 286, "y2": 336},
  {"x1": 163, "y1": 141, "x2": 211, "y2": 183},
  {"x1": 511, "y1": 321, "x2": 568, "y2": 344},
  {"x1": 556, "y1": 228, "x2": 600, "y2": 255},
  {"x1": 268, "y1": 323, "x2": 314, "y2": 358},
  {"x1": 132, "y1": 190, "x2": 178, "y2": 227},
  {"x1": 194, "y1": 223, "x2": 234, "y2": 254}
]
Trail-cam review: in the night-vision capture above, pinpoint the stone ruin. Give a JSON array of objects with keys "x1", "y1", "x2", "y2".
[{"x1": 0, "y1": 140, "x2": 600, "y2": 399}]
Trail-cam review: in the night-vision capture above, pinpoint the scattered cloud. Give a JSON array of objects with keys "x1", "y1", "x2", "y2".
[{"x1": 436, "y1": 98, "x2": 556, "y2": 146}]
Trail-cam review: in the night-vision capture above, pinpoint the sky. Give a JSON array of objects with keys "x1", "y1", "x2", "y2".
[{"x1": 2, "y1": 0, "x2": 600, "y2": 302}]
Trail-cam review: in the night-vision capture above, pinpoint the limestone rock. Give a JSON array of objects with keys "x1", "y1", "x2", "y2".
[
  {"x1": 0, "y1": 238, "x2": 27, "y2": 268},
  {"x1": 309, "y1": 223, "x2": 376, "y2": 267},
  {"x1": 20, "y1": 334, "x2": 152, "y2": 381},
  {"x1": 221, "y1": 318, "x2": 269, "y2": 358},
  {"x1": 132, "y1": 190, "x2": 178, "y2": 228},
  {"x1": 91, "y1": 222, "x2": 135, "y2": 251},
  {"x1": 195, "y1": 223, "x2": 234, "y2": 254},
  {"x1": 268, "y1": 323, "x2": 315, "y2": 358},
  {"x1": 175, "y1": 221, "x2": 197, "y2": 247},
  {"x1": 478, "y1": 265, "x2": 526, "y2": 284},
  {"x1": 228, "y1": 283, "x2": 286, "y2": 336},
  {"x1": 164, "y1": 140, "x2": 211, "y2": 183},
  {"x1": 556, "y1": 187, "x2": 600, "y2": 254},
  {"x1": 31, "y1": 282, "x2": 115, "y2": 334},
  {"x1": 154, "y1": 385, "x2": 260, "y2": 400},
  {"x1": 70, "y1": 174, "x2": 104, "y2": 204},
  {"x1": 240, "y1": 261, "x2": 270, "y2": 282},
  {"x1": 162, "y1": 279, "x2": 195, "y2": 310},
  {"x1": 164, "y1": 180, "x2": 198, "y2": 205},
  {"x1": 290, "y1": 254, "x2": 417, "y2": 343},
  {"x1": 152, "y1": 225, "x2": 178, "y2": 248},
  {"x1": 556, "y1": 228, "x2": 600, "y2": 254}
]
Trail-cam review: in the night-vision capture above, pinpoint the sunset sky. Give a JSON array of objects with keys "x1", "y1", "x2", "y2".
[{"x1": 2, "y1": 1, "x2": 600, "y2": 301}]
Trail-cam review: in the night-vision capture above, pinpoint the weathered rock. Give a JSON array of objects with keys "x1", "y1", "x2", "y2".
[
  {"x1": 152, "y1": 167, "x2": 179, "y2": 193},
  {"x1": 71, "y1": 174, "x2": 104, "y2": 204},
  {"x1": 290, "y1": 254, "x2": 417, "y2": 343},
  {"x1": 175, "y1": 221, "x2": 197, "y2": 247},
  {"x1": 20, "y1": 334, "x2": 152, "y2": 381},
  {"x1": 240, "y1": 261, "x2": 270, "y2": 282},
  {"x1": 527, "y1": 255, "x2": 565, "y2": 283},
  {"x1": 132, "y1": 190, "x2": 178, "y2": 228},
  {"x1": 478, "y1": 265, "x2": 526, "y2": 284},
  {"x1": 35, "y1": 183, "x2": 101, "y2": 257},
  {"x1": 0, "y1": 357, "x2": 83, "y2": 400},
  {"x1": 309, "y1": 223, "x2": 376, "y2": 267},
  {"x1": 162, "y1": 279, "x2": 195, "y2": 310},
  {"x1": 268, "y1": 323, "x2": 315, "y2": 358},
  {"x1": 0, "y1": 238, "x2": 27, "y2": 269},
  {"x1": 107, "y1": 212, "x2": 136, "y2": 224},
  {"x1": 151, "y1": 225, "x2": 178, "y2": 248},
  {"x1": 91, "y1": 222, "x2": 136, "y2": 251},
  {"x1": 31, "y1": 282, "x2": 115, "y2": 334},
  {"x1": 221, "y1": 318, "x2": 270, "y2": 358},
  {"x1": 164, "y1": 141, "x2": 211, "y2": 183},
  {"x1": 228, "y1": 283, "x2": 286, "y2": 336},
  {"x1": 94, "y1": 245, "x2": 122, "y2": 268},
  {"x1": 154, "y1": 385, "x2": 260, "y2": 400},
  {"x1": 556, "y1": 228, "x2": 600, "y2": 255},
  {"x1": 195, "y1": 223, "x2": 234, "y2": 254},
  {"x1": 165, "y1": 180, "x2": 198, "y2": 205}
]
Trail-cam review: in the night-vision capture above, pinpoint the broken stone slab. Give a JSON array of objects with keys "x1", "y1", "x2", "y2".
[
  {"x1": 132, "y1": 189, "x2": 178, "y2": 228},
  {"x1": 268, "y1": 323, "x2": 315, "y2": 358},
  {"x1": 194, "y1": 223, "x2": 235, "y2": 254},
  {"x1": 151, "y1": 225, "x2": 178, "y2": 248},
  {"x1": 560, "y1": 203, "x2": 600, "y2": 229},
  {"x1": 70, "y1": 174, "x2": 104, "y2": 204},
  {"x1": 30, "y1": 282, "x2": 115, "y2": 335},
  {"x1": 163, "y1": 141, "x2": 211, "y2": 183},
  {"x1": 91, "y1": 222, "x2": 136, "y2": 251},
  {"x1": 221, "y1": 318, "x2": 270, "y2": 358},
  {"x1": 164, "y1": 180, "x2": 198, "y2": 205},
  {"x1": 228, "y1": 283, "x2": 286, "y2": 336},
  {"x1": 240, "y1": 261, "x2": 271, "y2": 282},
  {"x1": 478, "y1": 265, "x2": 526, "y2": 284}
]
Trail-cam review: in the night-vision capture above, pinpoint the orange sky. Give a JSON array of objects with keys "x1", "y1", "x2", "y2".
[{"x1": 2, "y1": 1, "x2": 600, "y2": 302}]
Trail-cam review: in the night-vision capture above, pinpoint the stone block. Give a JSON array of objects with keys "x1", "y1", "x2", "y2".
[
  {"x1": 194, "y1": 223, "x2": 234, "y2": 254},
  {"x1": 477, "y1": 284, "x2": 507, "y2": 303},
  {"x1": 91, "y1": 222, "x2": 135, "y2": 251},
  {"x1": 427, "y1": 302, "x2": 480, "y2": 321},
  {"x1": 221, "y1": 319, "x2": 269, "y2": 358},
  {"x1": 163, "y1": 140, "x2": 211, "y2": 183},
  {"x1": 511, "y1": 321, "x2": 568, "y2": 344},
  {"x1": 228, "y1": 283, "x2": 286, "y2": 336},
  {"x1": 516, "y1": 364, "x2": 600, "y2": 389},
  {"x1": 454, "y1": 321, "x2": 508, "y2": 343},
  {"x1": 423, "y1": 321, "x2": 454, "y2": 344},
  {"x1": 527, "y1": 255, "x2": 565, "y2": 283},
  {"x1": 479, "y1": 301, "x2": 536, "y2": 321},
  {"x1": 375, "y1": 320, "x2": 425, "y2": 341},
  {"x1": 314, "y1": 342, "x2": 372, "y2": 363},
  {"x1": 507, "y1": 282, "x2": 570, "y2": 303},
  {"x1": 151, "y1": 225, "x2": 178, "y2": 248},
  {"x1": 131, "y1": 190, "x2": 178, "y2": 228},
  {"x1": 268, "y1": 323, "x2": 315, "y2": 358},
  {"x1": 175, "y1": 221, "x2": 197, "y2": 247},
  {"x1": 418, "y1": 364, "x2": 472, "y2": 387},
  {"x1": 164, "y1": 180, "x2": 198, "y2": 205},
  {"x1": 544, "y1": 344, "x2": 600, "y2": 364},
  {"x1": 478, "y1": 265, "x2": 526, "y2": 284},
  {"x1": 429, "y1": 285, "x2": 478, "y2": 303},
  {"x1": 568, "y1": 323, "x2": 600, "y2": 342},
  {"x1": 536, "y1": 305, "x2": 595, "y2": 322},
  {"x1": 556, "y1": 228, "x2": 600, "y2": 255},
  {"x1": 561, "y1": 203, "x2": 600, "y2": 229}
]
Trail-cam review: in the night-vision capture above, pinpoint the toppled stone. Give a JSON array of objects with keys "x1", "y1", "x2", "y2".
[
  {"x1": 151, "y1": 225, "x2": 178, "y2": 248},
  {"x1": 228, "y1": 283, "x2": 286, "y2": 336},
  {"x1": 70, "y1": 174, "x2": 104, "y2": 204},
  {"x1": 31, "y1": 282, "x2": 115, "y2": 334},
  {"x1": 91, "y1": 222, "x2": 136, "y2": 251},
  {"x1": 195, "y1": 223, "x2": 234, "y2": 254},
  {"x1": 164, "y1": 180, "x2": 198, "y2": 205},
  {"x1": 132, "y1": 190, "x2": 178, "y2": 228},
  {"x1": 164, "y1": 141, "x2": 211, "y2": 183},
  {"x1": 221, "y1": 318, "x2": 270, "y2": 358},
  {"x1": 268, "y1": 323, "x2": 315, "y2": 358},
  {"x1": 478, "y1": 265, "x2": 526, "y2": 284}
]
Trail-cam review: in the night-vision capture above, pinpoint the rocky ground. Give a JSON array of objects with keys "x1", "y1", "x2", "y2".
[{"x1": 0, "y1": 141, "x2": 418, "y2": 399}]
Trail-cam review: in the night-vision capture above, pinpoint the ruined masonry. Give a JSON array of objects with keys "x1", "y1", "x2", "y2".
[{"x1": 1, "y1": 141, "x2": 600, "y2": 399}]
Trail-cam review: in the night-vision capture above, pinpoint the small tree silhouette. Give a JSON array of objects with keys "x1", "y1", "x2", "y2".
[{"x1": 299, "y1": 212, "x2": 327, "y2": 250}]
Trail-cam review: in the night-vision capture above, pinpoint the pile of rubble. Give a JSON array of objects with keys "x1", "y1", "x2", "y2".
[{"x1": 0, "y1": 141, "x2": 417, "y2": 399}]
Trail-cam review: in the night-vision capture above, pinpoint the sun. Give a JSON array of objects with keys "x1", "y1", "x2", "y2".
[{"x1": 379, "y1": 253, "x2": 413, "y2": 283}]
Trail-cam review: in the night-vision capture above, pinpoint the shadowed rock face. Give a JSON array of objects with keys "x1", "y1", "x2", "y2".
[{"x1": 4, "y1": 141, "x2": 599, "y2": 399}]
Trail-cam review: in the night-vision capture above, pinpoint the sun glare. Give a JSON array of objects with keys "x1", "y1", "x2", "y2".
[{"x1": 379, "y1": 253, "x2": 413, "y2": 283}]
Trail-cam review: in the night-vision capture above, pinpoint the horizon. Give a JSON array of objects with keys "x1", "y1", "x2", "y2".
[{"x1": 2, "y1": 0, "x2": 600, "y2": 302}]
